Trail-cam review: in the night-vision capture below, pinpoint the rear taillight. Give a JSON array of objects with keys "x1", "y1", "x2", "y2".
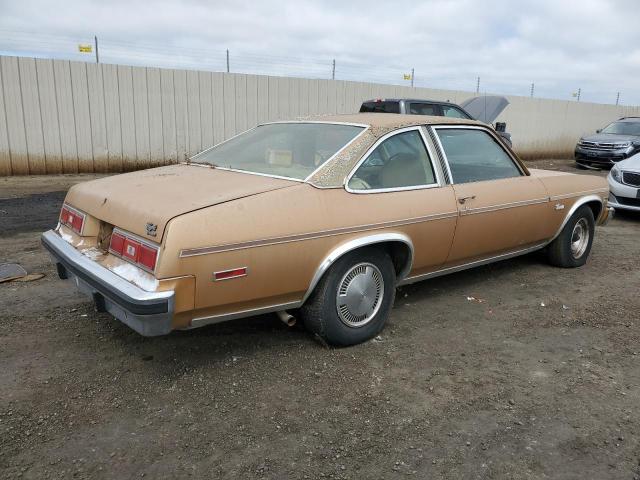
[
  {"x1": 138, "y1": 244, "x2": 158, "y2": 271},
  {"x1": 60, "y1": 204, "x2": 85, "y2": 234},
  {"x1": 109, "y1": 229, "x2": 159, "y2": 272},
  {"x1": 109, "y1": 232, "x2": 126, "y2": 255}
]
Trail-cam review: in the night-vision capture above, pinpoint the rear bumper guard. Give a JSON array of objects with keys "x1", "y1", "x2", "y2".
[{"x1": 41, "y1": 230, "x2": 174, "y2": 336}]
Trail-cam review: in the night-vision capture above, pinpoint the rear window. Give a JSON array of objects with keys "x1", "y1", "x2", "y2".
[
  {"x1": 360, "y1": 101, "x2": 401, "y2": 114},
  {"x1": 191, "y1": 123, "x2": 365, "y2": 181}
]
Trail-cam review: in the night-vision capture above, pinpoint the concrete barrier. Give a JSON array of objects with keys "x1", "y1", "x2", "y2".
[{"x1": 0, "y1": 55, "x2": 638, "y2": 175}]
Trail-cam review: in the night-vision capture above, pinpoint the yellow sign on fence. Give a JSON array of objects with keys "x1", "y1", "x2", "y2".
[
  {"x1": 78, "y1": 44, "x2": 92, "y2": 53},
  {"x1": 403, "y1": 73, "x2": 412, "y2": 80}
]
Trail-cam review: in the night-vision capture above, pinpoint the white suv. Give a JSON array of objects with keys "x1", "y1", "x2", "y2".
[{"x1": 608, "y1": 152, "x2": 640, "y2": 211}]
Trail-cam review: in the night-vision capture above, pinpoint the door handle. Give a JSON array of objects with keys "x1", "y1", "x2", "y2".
[{"x1": 458, "y1": 195, "x2": 476, "y2": 205}]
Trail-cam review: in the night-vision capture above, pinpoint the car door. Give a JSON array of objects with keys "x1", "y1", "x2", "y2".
[
  {"x1": 432, "y1": 125, "x2": 553, "y2": 264},
  {"x1": 346, "y1": 126, "x2": 458, "y2": 277}
]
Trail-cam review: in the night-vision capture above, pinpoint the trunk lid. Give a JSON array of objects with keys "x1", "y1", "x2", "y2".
[{"x1": 65, "y1": 164, "x2": 298, "y2": 241}]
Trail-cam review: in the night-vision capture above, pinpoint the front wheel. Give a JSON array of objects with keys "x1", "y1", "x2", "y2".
[
  {"x1": 300, "y1": 248, "x2": 396, "y2": 347},
  {"x1": 547, "y1": 205, "x2": 595, "y2": 268}
]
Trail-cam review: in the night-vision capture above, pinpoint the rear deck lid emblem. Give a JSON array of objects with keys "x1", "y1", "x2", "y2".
[{"x1": 146, "y1": 223, "x2": 157, "y2": 237}]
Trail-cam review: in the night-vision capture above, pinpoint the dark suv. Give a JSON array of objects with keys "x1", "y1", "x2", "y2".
[
  {"x1": 575, "y1": 117, "x2": 640, "y2": 169},
  {"x1": 359, "y1": 96, "x2": 512, "y2": 147}
]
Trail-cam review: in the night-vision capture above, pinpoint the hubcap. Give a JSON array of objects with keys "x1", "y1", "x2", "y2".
[
  {"x1": 570, "y1": 218, "x2": 589, "y2": 259},
  {"x1": 336, "y1": 263, "x2": 384, "y2": 328}
]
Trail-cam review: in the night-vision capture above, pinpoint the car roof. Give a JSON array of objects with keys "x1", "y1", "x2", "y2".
[
  {"x1": 362, "y1": 98, "x2": 460, "y2": 107},
  {"x1": 618, "y1": 117, "x2": 640, "y2": 122},
  {"x1": 298, "y1": 112, "x2": 483, "y2": 129}
]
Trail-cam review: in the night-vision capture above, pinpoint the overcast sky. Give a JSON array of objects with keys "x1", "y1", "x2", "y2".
[{"x1": 1, "y1": 0, "x2": 639, "y2": 105}]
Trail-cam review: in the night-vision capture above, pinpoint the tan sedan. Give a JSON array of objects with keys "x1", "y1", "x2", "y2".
[{"x1": 42, "y1": 113, "x2": 612, "y2": 346}]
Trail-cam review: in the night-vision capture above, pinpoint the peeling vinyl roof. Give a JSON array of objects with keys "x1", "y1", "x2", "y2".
[{"x1": 291, "y1": 113, "x2": 483, "y2": 187}]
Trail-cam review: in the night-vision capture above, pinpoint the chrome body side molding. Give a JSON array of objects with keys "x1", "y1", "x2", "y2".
[
  {"x1": 398, "y1": 242, "x2": 548, "y2": 285},
  {"x1": 180, "y1": 213, "x2": 454, "y2": 257},
  {"x1": 460, "y1": 197, "x2": 549, "y2": 216},
  {"x1": 189, "y1": 301, "x2": 302, "y2": 329}
]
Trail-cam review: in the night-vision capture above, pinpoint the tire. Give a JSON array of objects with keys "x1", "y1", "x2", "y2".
[
  {"x1": 301, "y1": 247, "x2": 396, "y2": 347},
  {"x1": 547, "y1": 205, "x2": 595, "y2": 268}
]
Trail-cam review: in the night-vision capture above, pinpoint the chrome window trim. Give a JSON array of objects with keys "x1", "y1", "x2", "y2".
[
  {"x1": 206, "y1": 166, "x2": 307, "y2": 183},
  {"x1": 344, "y1": 126, "x2": 443, "y2": 194},
  {"x1": 430, "y1": 124, "x2": 526, "y2": 184},
  {"x1": 425, "y1": 126, "x2": 451, "y2": 184},
  {"x1": 186, "y1": 121, "x2": 370, "y2": 184}
]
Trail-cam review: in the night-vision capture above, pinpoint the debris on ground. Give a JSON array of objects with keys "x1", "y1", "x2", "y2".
[{"x1": 0, "y1": 263, "x2": 28, "y2": 283}]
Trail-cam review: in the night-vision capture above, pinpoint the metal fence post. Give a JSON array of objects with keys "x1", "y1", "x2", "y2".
[
  {"x1": 94, "y1": 36, "x2": 99, "y2": 63},
  {"x1": 530, "y1": 83, "x2": 534, "y2": 98},
  {"x1": 476, "y1": 77, "x2": 480, "y2": 94},
  {"x1": 411, "y1": 68, "x2": 414, "y2": 87},
  {"x1": 226, "y1": 49, "x2": 230, "y2": 73},
  {"x1": 577, "y1": 88, "x2": 581, "y2": 102},
  {"x1": 332, "y1": 59, "x2": 335, "y2": 80},
  {"x1": 616, "y1": 92, "x2": 620, "y2": 105}
]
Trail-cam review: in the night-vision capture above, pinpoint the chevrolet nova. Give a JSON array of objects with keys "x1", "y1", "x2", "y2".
[{"x1": 42, "y1": 113, "x2": 612, "y2": 346}]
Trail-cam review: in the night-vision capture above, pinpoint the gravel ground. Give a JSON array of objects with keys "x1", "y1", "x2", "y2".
[{"x1": 1, "y1": 161, "x2": 639, "y2": 480}]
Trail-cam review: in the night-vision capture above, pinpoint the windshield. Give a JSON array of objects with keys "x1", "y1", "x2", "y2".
[
  {"x1": 192, "y1": 123, "x2": 365, "y2": 180},
  {"x1": 600, "y1": 121, "x2": 640, "y2": 136}
]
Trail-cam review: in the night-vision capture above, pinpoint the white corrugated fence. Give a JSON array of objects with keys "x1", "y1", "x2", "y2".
[{"x1": 1, "y1": 55, "x2": 639, "y2": 175}]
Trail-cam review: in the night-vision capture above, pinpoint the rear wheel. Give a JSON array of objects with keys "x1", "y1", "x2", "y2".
[
  {"x1": 301, "y1": 248, "x2": 396, "y2": 347},
  {"x1": 547, "y1": 205, "x2": 595, "y2": 268}
]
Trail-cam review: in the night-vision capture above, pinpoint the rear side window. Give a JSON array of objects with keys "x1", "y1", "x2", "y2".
[
  {"x1": 436, "y1": 128, "x2": 521, "y2": 184},
  {"x1": 359, "y1": 101, "x2": 401, "y2": 114},
  {"x1": 442, "y1": 106, "x2": 471, "y2": 119},
  {"x1": 348, "y1": 130, "x2": 436, "y2": 191},
  {"x1": 408, "y1": 103, "x2": 439, "y2": 116}
]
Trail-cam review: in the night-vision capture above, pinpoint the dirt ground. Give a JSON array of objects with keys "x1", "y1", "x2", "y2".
[{"x1": 1, "y1": 161, "x2": 639, "y2": 480}]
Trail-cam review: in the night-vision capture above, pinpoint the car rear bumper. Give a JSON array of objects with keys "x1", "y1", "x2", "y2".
[{"x1": 41, "y1": 230, "x2": 174, "y2": 336}]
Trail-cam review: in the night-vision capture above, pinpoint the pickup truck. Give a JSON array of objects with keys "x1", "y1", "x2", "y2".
[{"x1": 359, "y1": 96, "x2": 512, "y2": 147}]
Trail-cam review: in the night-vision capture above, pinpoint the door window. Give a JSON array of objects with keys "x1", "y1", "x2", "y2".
[
  {"x1": 348, "y1": 130, "x2": 436, "y2": 191},
  {"x1": 408, "y1": 103, "x2": 440, "y2": 116},
  {"x1": 436, "y1": 128, "x2": 521, "y2": 184},
  {"x1": 441, "y1": 105, "x2": 471, "y2": 119}
]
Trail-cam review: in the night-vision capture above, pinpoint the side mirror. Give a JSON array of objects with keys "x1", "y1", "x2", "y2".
[
  {"x1": 596, "y1": 129, "x2": 601, "y2": 133},
  {"x1": 495, "y1": 122, "x2": 507, "y2": 133}
]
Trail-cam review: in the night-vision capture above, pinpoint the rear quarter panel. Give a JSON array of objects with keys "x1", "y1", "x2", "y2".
[
  {"x1": 158, "y1": 183, "x2": 458, "y2": 324},
  {"x1": 529, "y1": 168, "x2": 609, "y2": 226}
]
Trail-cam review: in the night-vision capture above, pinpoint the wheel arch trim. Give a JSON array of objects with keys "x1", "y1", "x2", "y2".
[
  {"x1": 550, "y1": 194, "x2": 603, "y2": 242},
  {"x1": 301, "y1": 232, "x2": 414, "y2": 304}
]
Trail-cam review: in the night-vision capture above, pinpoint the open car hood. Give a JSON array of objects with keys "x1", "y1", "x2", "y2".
[{"x1": 459, "y1": 96, "x2": 510, "y2": 123}]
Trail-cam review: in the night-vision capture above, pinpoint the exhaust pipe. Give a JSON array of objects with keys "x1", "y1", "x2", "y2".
[{"x1": 277, "y1": 310, "x2": 296, "y2": 327}]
